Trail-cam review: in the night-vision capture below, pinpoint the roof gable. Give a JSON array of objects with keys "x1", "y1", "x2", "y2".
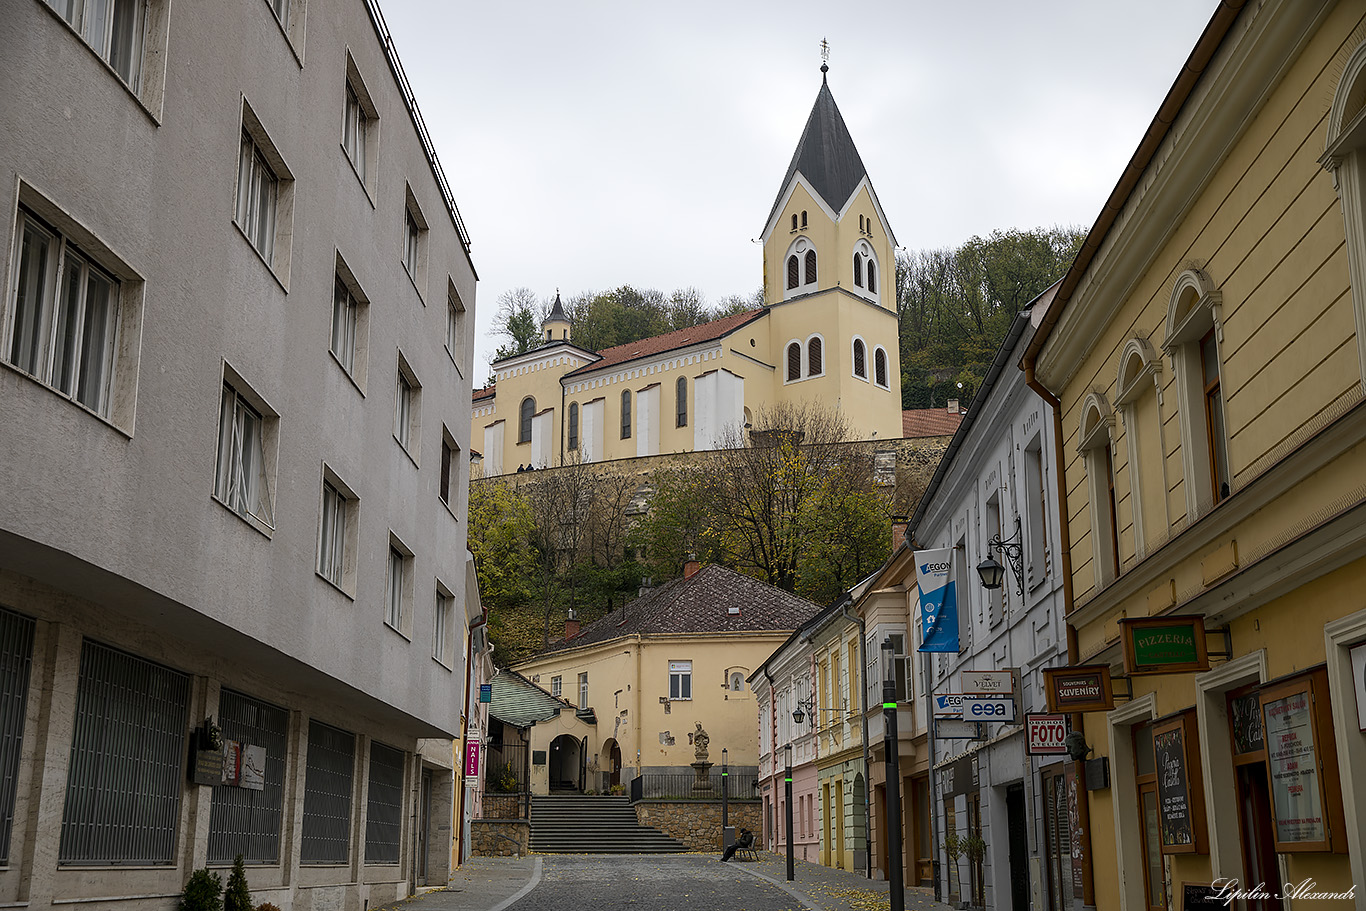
[{"x1": 765, "y1": 79, "x2": 870, "y2": 234}]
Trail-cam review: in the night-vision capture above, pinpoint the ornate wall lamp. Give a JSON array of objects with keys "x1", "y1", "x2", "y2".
[{"x1": 976, "y1": 515, "x2": 1025, "y2": 600}]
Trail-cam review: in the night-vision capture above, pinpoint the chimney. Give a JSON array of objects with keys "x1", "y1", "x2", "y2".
[
  {"x1": 890, "y1": 520, "x2": 908, "y2": 553},
  {"x1": 564, "y1": 608, "x2": 579, "y2": 640},
  {"x1": 683, "y1": 554, "x2": 701, "y2": 579},
  {"x1": 947, "y1": 398, "x2": 959, "y2": 414}
]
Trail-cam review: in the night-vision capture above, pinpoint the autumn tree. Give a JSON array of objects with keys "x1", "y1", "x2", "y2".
[{"x1": 491, "y1": 287, "x2": 545, "y2": 362}]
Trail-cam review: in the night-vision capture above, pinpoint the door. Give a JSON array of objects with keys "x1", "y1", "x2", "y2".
[
  {"x1": 1041, "y1": 766, "x2": 1073, "y2": 911},
  {"x1": 968, "y1": 791, "x2": 985, "y2": 908},
  {"x1": 1236, "y1": 762, "x2": 1282, "y2": 910},
  {"x1": 417, "y1": 769, "x2": 432, "y2": 885},
  {"x1": 834, "y1": 778, "x2": 846, "y2": 868},
  {"x1": 1006, "y1": 784, "x2": 1029, "y2": 910}
]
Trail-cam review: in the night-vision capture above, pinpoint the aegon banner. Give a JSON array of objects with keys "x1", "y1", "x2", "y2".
[{"x1": 915, "y1": 548, "x2": 959, "y2": 653}]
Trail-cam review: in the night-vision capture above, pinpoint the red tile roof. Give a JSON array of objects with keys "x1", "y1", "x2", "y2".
[
  {"x1": 472, "y1": 385, "x2": 495, "y2": 401},
  {"x1": 902, "y1": 408, "x2": 964, "y2": 438},
  {"x1": 562, "y1": 309, "x2": 767, "y2": 378}
]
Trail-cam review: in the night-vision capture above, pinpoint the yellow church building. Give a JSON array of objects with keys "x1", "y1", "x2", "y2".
[{"x1": 472, "y1": 66, "x2": 902, "y2": 475}]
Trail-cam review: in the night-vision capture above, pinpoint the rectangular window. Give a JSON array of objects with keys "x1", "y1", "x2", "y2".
[
  {"x1": 7, "y1": 208, "x2": 121, "y2": 417},
  {"x1": 1024, "y1": 439, "x2": 1047, "y2": 588},
  {"x1": 386, "y1": 546, "x2": 406, "y2": 630},
  {"x1": 59, "y1": 641, "x2": 190, "y2": 865},
  {"x1": 44, "y1": 0, "x2": 146, "y2": 90},
  {"x1": 215, "y1": 382, "x2": 274, "y2": 528},
  {"x1": 0, "y1": 608, "x2": 35, "y2": 866},
  {"x1": 300, "y1": 721, "x2": 354, "y2": 865},
  {"x1": 621, "y1": 390, "x2": 632, "y2": 439},
  {"x1": 236, "y1": 131, "x2": 278, "y2": 262},
  {"x1": 433, "y1": 590, "x2": 450, "y2": 663},
  {"x1": 331, "y1": 276, "x2": 358, "y2": 374},
  {"x1": 440, "y1": 431, "x2": 457, "y2": 506},
  {"x1": 208, "y1": 690, "x2": 289, "y2": 864},
  {"x1": 364, "y1": 741, "x2": 405, "y2": 864},
  {"x1": 318, "y1": 480, "x2": 347, "y2": 587},
  {"x1": 578, "y1": 672, "x2": 589, "y2": 710},
  {"x1": 888, "y1": 632, "x2": 909, "y2": 703},
  {"x1": 551, "y1": 676, "x2": 562, "y2": 698},
  {"x1": 268, "y1": 0, "x2": 289, "y2": 26},
  {"x1": 394, "y1": 356, "x2": 420, "y2": 455},
  {"x1": 1201, "y1": 330, "x2": 1230, "y2": 504},
  {"x1": 447, "y1": 287, "x2": 465, "y2": 365},
  {"x1": 342, "y1": 81, "x2": 368, "y2": 180},
  {"x1": 669, "y1": 661, "x2": 692, "y2": 700}
]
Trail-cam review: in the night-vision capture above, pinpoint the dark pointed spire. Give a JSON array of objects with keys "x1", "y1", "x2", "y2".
[
  {"x1": 546, "y1": 290, "x2": 569, "y2": 323},
  {"x1": 765, "y1": 74, "x2": 869, "y2": 230}
]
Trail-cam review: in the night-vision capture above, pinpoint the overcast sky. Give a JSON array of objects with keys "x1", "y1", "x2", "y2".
[{"x1": 381, "y1": 2, "x2": 1221, "y2": 382}]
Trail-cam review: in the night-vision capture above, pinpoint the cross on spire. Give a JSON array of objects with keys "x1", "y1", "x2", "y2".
[{"x1": 820, "y1": 38, "x2": 830, "y2": 82}]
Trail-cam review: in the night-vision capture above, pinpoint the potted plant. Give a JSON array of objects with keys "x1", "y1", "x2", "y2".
[
  {"x1": 962, "y1": 834, "x2": 987, "y2": 909},
  {"x1": 943, "y1": 832, "x2": 964, "y2": 906}
]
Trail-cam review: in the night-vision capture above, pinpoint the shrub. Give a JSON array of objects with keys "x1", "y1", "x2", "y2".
[
  {"x1": 224, "y1": 855, "x2": 251, "y2": 911},
  {"x1": 256, "y1": 904, "x2": 283, "y2": 911},
  {"x1": 179, "y1": 868, "x2": 223, "y2": 911}
]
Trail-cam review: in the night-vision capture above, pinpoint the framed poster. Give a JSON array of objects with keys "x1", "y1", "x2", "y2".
[
  {"x1": 1261, "y1": 676, "x2": 1331, "y2": 851},
  {"x1": 1153, "y1": 711, "x2": 1206, "y2": 855}
]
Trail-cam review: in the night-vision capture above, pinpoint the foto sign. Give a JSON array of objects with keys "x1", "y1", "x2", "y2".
[
  {"x1": 1026, "y1": 713, "x2": 1069, "y2": 755},
  {"x1": 963, "y1": 670, "x2": 1013, "y2": 694},
  {"x1": 962, "y1": 696, "x2": 1016, "y2": 723}
]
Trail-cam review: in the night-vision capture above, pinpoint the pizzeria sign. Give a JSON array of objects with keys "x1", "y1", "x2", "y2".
[{"x1": 1121, "y1": 616, "x2": 1209, "y2": 676}]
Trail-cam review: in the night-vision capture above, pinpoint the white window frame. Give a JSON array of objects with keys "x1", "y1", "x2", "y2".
[
  {"x1": 385, "y1": 537, "x2": 414, "y2": 636},
  {"x1": 440, "y1": 427, "x2": 459, "y2": 509},
  {"x1": 394, "y1": 353, "x2": 421, "y2": 460},
  {"x1": 873, "y1": 345, "x2": 890, "y2": 389},
  {"x1": 1079, "y1": 392, "x2": 1120, "y2": 589},
  {"x1": 1162, "y1": 268, "x2": 1226, "y2": 520},
  {"x1": 214, "y1": 375, "x2": 276, "y2": 532},
  {"x1": 669, "y1": 661, "x2": 692, "y2": 701},
  {"x1": 331, "y1": 275, "x2": 358, "y2": 374},
  {"x1": 44, "y1": 0, "x2": 146, "y2": 90},
  {"x1": 6, "y1": 207, "x2": 121, "y2": 419},
  {"x1": 782, "y1": 236, "x2": 818, "y2": 301},
  {"x1": 851, "y1": 336, "x2": 868, "y2": 381},
  {"x1": 433, "y1": 585, "x2": 452, "y2": 666},
  {"x1": 446, "y1": 284, "x2": 465, "y2": 373},
  {"x1": 235, "y1": 104, "x2": 295, "y2": 284},
  {"x1": 578, "y1": 672, "x2": 589, "y2": 710},
  {"x1": 402, "y1": 186, "x2": 427, "y2": 296},
  {"x1": 551, "y1": 676, "x2": 562, "y2": 698},
  {"x1": 1322, "y1": 37, "x2": 1366, "y2": 386}
]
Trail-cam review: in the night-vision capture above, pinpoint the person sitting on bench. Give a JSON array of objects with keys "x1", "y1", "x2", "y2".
[{"x1": 719, "y1": 828, "x2": 754, "y2": 862}]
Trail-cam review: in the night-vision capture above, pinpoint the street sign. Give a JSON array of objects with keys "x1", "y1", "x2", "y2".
[
  {"x1": 479, "y1": 683, "x2": 492, "y2": 703},
  {"x1": 934, "y1": 717, "x2": 983, "y2": 740},
  {"x1": 464, "y1": 741, "x2": 480, "y2": 777},
  {"x1": 1026, "y1": 713, "x2": 1069, "y2": 755},
  {"x1": 962, "y1": 670, "x2": 1013, "y2": 694},
  {"x1": 962, "y1": 695, "x2": 1016, "y2": 723},
  {"x1": 934, "y1": 693, "x2": 964, "y2": 717}
]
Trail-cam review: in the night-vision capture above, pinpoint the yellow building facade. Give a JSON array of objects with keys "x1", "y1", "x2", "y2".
[
  {"x1": 1028, "y1": 2, "x2": 1366, "y2": 908},
  {"x1": 473, "y1": 70, "x2": 901, "y2": 476}
]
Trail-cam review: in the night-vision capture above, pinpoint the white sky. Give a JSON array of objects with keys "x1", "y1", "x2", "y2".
[{"x1": 381, "y1": 1, "x2": 1221, "y2": 383}]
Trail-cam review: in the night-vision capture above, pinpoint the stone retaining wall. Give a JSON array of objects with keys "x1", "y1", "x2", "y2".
[
  {"x1": 471, "y1": 819, "x2": 530, "y2": 857},
  {"x1": 634, "y1": 800, "x2": 762, "y2": 851}
]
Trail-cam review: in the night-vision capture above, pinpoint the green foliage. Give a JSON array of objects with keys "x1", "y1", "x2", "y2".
[
  {"x1": 486, "y1": 761, "x2": 520, "y2": 793},
  {"x1": 897, "y1": 225, "x2": 1085, "y2": 408},
  {"x1": 179, "y1": 868, "x2": 223, "y2": 911},
  {"x1": 491, "y1": 287, "x2": 545, "y2": 362},
  {"x1": 255, "y1": 905, "x2": 282, "y2": 911},
  {"x1": 468, "y1": 481, "x2": 536, "y2": 609},
  {"x1": 223, "y1": 855, "x2": 251, "y2": 911}
]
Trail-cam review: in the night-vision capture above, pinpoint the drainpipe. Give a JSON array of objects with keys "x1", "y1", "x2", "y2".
[
  {"x1": 1024, "y1": 361, "x2": 1094, "y2": 908},
  {"x1": 764, "y1": 665, "x2": 777, "y2": 852},
  {"x1": 840, "y1": 599, "x2": 874, "y2": 879},
  {"x1": 453, "y1": 608, "x2": 489, "y2": 869}
]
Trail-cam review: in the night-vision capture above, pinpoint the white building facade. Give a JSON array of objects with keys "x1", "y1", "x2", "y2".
[
  {"x1": 907, "y1": 299, "x2": 1076, "y2": 910},
  {"x1": 0, "y1": 0, "x2": 475, "y2": 905}
]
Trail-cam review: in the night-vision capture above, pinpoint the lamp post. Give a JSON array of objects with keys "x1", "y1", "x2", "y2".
[
  {"x1": 882, "y1": 638, "x2": 905, "y2": 911},
  {"x1": 784, "y1": 743, "x2": 794, "y2": 882},
  {"x1": 721, "y1": 747, "x2": 729, "y2": 830}
]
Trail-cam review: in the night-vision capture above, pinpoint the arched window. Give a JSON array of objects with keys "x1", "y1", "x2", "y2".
[
  {"x1": 874, "y1": 347, "x2": 888, "y2": 387},
  {"x1": 859, "y1": 215, "x2": 864, "y2": 232},
  {"x1": 568, "y1": 402, "x2": 579, "y2": 450},
  {"x1": 1322, "y1": 37, "x2": 1366, "y2": 379},
  {"x1": 866, "y1": 259, "x2": 876, "y2": 292},
  {"x1": 620, "y1": 390, "x2": 632, "y2": 439},
  {"x1": 801, "y1": 210, "x2": 808, "y2": 228},
  {"x1": 807, "y1": 336, "x2": 823, "y2": 376},
  {"x1": 853, "y1": 253, "x2": 863, "y2": 288},
  {"x1": 519, "y1": 396, "x2": 535, "y2": 444},
  {"x1": 791, "y1": 213, "x2": 798, "y2": 231},
  {"x1": 675, "y1": 376, "x2": 687, "y2": 427},
  {"x1": 786, "y1": 342, "x2": 802, "y2": 382},
  {"x1": 1162, "y1": 268, "x2": 1229, "y2": 516},
  {"x1": 804, "y1": 250, "x2": 817, "y2": 285},
  {"x1": 787, "y1": 255, "x2": 799, "y2": 290},
  {"x1": 852, "y1": 339, "x2": 867, "y2": 378},
  {"x1": 1079, "y1": 393, "x2": 1119, "y2": 588}
]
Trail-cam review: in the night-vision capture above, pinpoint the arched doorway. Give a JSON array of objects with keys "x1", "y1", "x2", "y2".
[
  {"x1": 549, "y1": 734, "x2": 582, "y2": 792},
  {"x1": 852, "y1": 773, "x2": 868, "y2": 871},
  {"x1": 600, "y1": 739, "x2": 623, "y2": 788}
]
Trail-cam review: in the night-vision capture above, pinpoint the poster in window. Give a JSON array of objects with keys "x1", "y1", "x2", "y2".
[
  {"x1": 1229, "y1": 692, "x2": 1263, "y2": 755},
  {"x1": 1263, "y1": 688, "x2": 1326, "y2": 845},
  {"x1": 240, "y1": 744, "x2": 266, "y2": 791}
]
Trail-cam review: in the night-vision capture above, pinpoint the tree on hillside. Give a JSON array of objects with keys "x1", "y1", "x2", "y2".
[
  {"x1": 630, "y1": 402, "x2": 891, "y2": 605},
  {"x1": 491, "y1": 287, "x2": 545, "y2": 362},
  {"x1": 896, "y1": 225, "x2": 1085, "y2": 408}
]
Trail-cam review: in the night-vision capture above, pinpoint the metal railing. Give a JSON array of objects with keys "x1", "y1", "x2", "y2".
[{"x1": 629, "y1": 769, "x2": 760, "y2": 801}]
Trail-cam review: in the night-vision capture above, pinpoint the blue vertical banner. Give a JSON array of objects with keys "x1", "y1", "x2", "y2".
[{"x1": 915, "y1": 548, "x2": 959, "y2": 653}]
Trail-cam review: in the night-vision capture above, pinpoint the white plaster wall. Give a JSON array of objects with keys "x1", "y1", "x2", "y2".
[
  {"x1": 484, "y1": 423, "x2": 505, "y2": 477},
  {"x1": 531, "y1": 410, "x2": 553, "y2": 468},
  {"x1": 637, "y1": 384, "x2": 659, "y2": 457},
  {"x1": 582, "y1": 398, "x2": 604, "y2": 462}
]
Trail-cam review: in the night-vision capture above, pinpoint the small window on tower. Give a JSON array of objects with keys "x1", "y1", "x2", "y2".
[
  {"x1": 791, "y1": 214, "x2": 798, "y2": 231},
  {"x1": 787, "y1": 255, "x2": 799, "y2": 291},
  {"x1": 801, "y1": 211, "x2": 808, "y2": 228}
]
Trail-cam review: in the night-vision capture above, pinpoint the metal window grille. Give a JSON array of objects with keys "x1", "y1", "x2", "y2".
[
  {"x1": 365, "y1": 741, "x2": 406, "y2": 864},
  {"x1": 59, "y1": 641, "x2": 189, "y2": 865},
  {"x1": 208, "y1": 690, "x2": 289, "y2": 864},
  {"x1": 0, "y1": 608, "x2": 35, "y2": 865},
  {"x1": 301, "y1": 720, "x2": 355, "y2": 864}
]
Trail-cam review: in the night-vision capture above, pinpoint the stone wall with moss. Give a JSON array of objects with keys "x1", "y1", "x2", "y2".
[
  {"x1": 471, "y1": 819, "x2": 530, "y2": 857},
  {"x1": 634, "y1": 800, "x2": 763, "y2": 851}
]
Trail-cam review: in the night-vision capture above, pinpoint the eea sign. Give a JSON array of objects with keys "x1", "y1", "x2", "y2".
[{"x1": 962, "y1": 695, "x2": 1016, "y2": 723}]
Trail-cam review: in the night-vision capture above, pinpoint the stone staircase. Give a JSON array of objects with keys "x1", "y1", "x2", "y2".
[{"x1": 529, "y1": 794, "x2": 686, "y2": 854}]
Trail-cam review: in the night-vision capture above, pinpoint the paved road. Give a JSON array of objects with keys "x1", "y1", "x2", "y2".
[{"x1": 384, "y1": 853, "x2": 955, "y2": 911}]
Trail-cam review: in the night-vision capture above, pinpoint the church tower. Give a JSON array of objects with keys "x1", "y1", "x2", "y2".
[
  {"x1": 541, "y1": 290, "x2": 572, "y2": 343},
  {"x1": 759, "y1": 62, "x2": 902, "y2": 441}
]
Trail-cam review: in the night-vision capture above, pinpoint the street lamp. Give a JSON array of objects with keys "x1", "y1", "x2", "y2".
[
  {"x1": 721, "y1": 747, "x2": 729, "y2": 830},
  {"x1": 784, "y1": 743, "x2": 794, "y2": 882},
  {"x1": 881, "y1": 637, "x2": 905, "y2": 911},
  {"x1": 977, "y1": 515, "x2": 1025, "y2": 599}
]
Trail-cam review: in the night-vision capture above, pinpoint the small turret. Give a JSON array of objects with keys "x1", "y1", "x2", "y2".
[{"x1": 541, "y1": 290, "x2": 572, "y2": 343}]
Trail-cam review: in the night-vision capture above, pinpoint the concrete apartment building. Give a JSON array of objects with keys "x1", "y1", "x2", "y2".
[{"x1": 0, "y1": 0, "x2": 475, "y2": 906}]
